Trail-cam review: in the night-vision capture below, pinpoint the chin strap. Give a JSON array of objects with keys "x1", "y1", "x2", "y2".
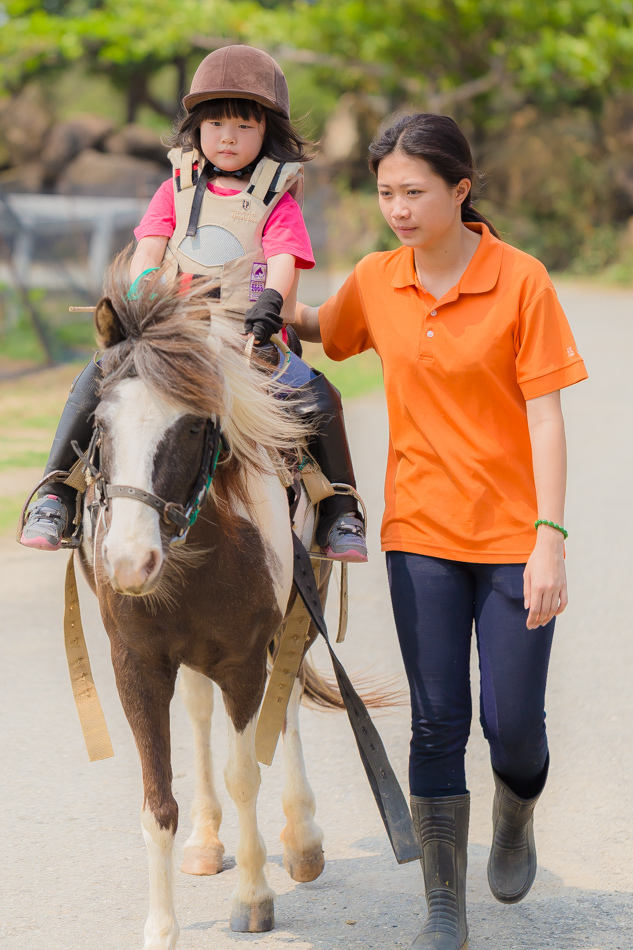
[{"x1": 209, "y1": 160, "x2": 258, "y2": 179}]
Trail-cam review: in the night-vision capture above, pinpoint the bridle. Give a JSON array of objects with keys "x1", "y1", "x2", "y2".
[{"x1": 74, "y1": 417, "x2": 224, "y2": 546}]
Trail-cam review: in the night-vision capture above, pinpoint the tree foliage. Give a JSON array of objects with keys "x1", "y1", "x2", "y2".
[
  {"x1": 5, "y1": 0, "x2": 633, "y2": 108},
  {"x1": 0, "y1": 0, "x2": 258, "y2": 117},
  {"x1": 247, "y1": 0, "x2": 633, "y2": 107}
]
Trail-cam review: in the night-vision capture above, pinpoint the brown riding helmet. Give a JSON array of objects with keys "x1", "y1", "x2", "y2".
[{"x1": 183, "y1": 45, "x2": 290, "y2": 119}]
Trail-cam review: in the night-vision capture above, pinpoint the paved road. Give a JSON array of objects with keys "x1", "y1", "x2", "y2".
[{"x1": 1, "y1": 283, "x2": 632, "y2": 950}]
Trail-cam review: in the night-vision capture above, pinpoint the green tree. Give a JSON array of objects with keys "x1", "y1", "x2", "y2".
[
  {"x1": 0, "y1": 0, "x2": 258, "y2": 120},
  {"x1": 246, "y1": 0, "x2": 633, "y2": 109}
]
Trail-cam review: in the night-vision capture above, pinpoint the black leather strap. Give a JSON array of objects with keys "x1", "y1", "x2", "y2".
[
  {"x1": 186, "y1": 162, "x2": 212, "y2": 237},
  {"x1": 291, "y1": 533, "x2": 422, "y2": 865}
]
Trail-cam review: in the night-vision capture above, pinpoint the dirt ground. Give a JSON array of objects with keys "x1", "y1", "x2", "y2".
[{"x1": 1, "y1": 283, "x2": 632, "y2": 949}]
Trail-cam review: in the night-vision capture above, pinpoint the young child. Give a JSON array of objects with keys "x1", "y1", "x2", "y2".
[{"x1": 19, "y1": 45, "x2": 367, "y2": 562}]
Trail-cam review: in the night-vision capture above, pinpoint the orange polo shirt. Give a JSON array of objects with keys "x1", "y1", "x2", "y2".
[{"x1": 319, "y1": 223, "x2": 588, "y2": 563}]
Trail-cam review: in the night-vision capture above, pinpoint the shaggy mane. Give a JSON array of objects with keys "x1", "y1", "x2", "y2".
[{"x1": 98, "y1": 250, "x2": 309, "y2": 511}]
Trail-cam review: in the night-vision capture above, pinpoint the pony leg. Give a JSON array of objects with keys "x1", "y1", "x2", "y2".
[
  {"x1": 178, "y1": 666, "x2": 224, "y2": 875},
  {"x1": 280, "y1": 677, "x2": 325, "y2": 882},
  {"x1": 224, "y1": 714, "x2": 275, "y2": 933},
  {"x1": 111, "y1": 641, "x2": 179, "y2": 950}
]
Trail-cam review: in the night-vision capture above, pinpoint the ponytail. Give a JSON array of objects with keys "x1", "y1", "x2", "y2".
[{"x1": 461, "y1": 203, "x2": 499, "y2": 239}]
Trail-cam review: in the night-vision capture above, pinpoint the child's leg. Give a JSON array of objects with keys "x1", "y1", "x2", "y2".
[
  {"x1": 20, "y1": 358, "x2": 101, "y2": 550},
  {"x1": 292, "y1": 372, "x2": 367, "y2": 561}
]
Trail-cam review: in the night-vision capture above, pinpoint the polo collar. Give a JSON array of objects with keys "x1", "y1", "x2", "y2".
[{"x1": 390, "y1": 222, "x2": 503, "y2": 297}]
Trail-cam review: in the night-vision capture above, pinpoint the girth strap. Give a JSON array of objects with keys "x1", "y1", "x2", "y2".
[
  {"x1": 290, "y1": 533, "x2": 422, "y2": 865},
  {"x1": 255, "y1": 588, "x2": 315, "y2": 767},
  {"x1": 64, "y1": 555, "x2": 114, "y2": 762}
]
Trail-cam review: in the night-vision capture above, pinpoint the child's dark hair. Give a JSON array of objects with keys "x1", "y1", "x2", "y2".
[
  {"x1": 171, "y1": 98, "x2": 314, "y2": 164},
  {"x1": 368, "y1": 113, "x2": 498, "y2": 237}
]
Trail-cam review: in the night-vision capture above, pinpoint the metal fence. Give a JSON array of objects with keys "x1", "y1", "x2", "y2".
[{"x1": 0, "y1": 193, "x2": 148, "y2": 295}]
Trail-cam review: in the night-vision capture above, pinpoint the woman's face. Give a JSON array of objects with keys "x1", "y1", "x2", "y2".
[
  {"x1": 377, "y1": 151, "x2": 471, "y2": 249},
  {"x1": 199, "y1": 114, "x2": 266, "y2": 172}
]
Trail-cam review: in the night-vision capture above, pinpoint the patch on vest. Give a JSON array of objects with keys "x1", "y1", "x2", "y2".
[
  {"x1": 249, "y1": 263, "x2": 268, "y2": 301},
  {"x1": 179, "y1": 225, "x2": 245, "y2": 267}
]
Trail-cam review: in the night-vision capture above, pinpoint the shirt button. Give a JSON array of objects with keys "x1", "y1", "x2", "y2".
[
  {"x1": 430, "y1": 309, "x2": 437, "y2": 316},
  {"x1": 427, "y1": 330, "x2": 434, "y2": 338}
]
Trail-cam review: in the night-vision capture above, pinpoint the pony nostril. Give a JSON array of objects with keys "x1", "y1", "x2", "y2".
[{"x1": 143, "y1": 549, "x2": 160, "y2": 580}]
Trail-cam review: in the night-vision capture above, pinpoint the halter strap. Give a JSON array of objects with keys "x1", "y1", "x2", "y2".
[{"x1": 89, "y1": 418, "x2": 224, "y2": 546}]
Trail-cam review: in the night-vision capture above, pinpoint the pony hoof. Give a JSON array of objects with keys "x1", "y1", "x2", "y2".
[
  {"x1": 229, "y1": 898, "x2": 275, "y2": 933},
  {"x1": 181, "y1": 845, "x2": 224, "y2": 876},
  {"x1": 283, "y1": 845, "x2": 325, "y2": 883}
]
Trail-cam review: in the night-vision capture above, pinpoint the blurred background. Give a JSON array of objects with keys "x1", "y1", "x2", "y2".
[{"x1": 1, "y1": 0, "x2": 633, "y2": 529}]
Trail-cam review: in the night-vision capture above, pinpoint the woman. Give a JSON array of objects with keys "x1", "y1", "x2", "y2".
[{"x1": 290, "y1": 113, "x2": 587, "y2": 950}]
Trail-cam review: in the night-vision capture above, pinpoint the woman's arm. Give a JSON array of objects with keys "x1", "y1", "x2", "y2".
[
  {"x1": 130, "y1": 236, "x2": 169, "y2": 281},
  {"x1": 524, "y1": 389, "x2": 568, "y2": 629},
  {"x1": 289, "y1": 301, "x2": 322, "y2": 343}
]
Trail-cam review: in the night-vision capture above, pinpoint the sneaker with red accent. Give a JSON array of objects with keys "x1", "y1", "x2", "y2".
[
  {"x1": 19, "y1": 494, "x2": 69, "y2": 551},
  {"x1": 321, "y1": 512, "x2": 368, "y2": 563}
]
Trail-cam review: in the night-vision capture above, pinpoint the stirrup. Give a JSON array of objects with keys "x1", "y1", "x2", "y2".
[{"x1": 16, "y1": 470, "x2": 83, "y2": 549}]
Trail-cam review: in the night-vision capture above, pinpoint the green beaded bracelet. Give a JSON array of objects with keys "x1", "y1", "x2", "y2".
[{"x1": 535, "y1": 519, "x2": 568, "y2": 540}]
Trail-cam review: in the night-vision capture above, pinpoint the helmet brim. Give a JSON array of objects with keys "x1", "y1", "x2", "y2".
[{"x1": 183, "y1": 89, "x2": 289, "y2": 119}]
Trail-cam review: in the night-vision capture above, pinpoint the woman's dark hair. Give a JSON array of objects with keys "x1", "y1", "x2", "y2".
[
  {"x1": 170, "y1": 97, "x2": 314, "y2": 164},
  {"x1": 368, "y1": 113, "x2": 498, "y2": 237}
]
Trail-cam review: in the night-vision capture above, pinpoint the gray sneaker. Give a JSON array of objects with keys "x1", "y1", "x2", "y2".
[
  {"x1": 19, "y1": 494, "x2": 69, "y2": 551},
  {"x1": 321, "y1": 512, "x2": 368, "y2": 563}
]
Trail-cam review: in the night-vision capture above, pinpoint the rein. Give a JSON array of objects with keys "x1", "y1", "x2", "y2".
[{"x1": 79, "y1": 418, "x2": 224, "y2": 546}]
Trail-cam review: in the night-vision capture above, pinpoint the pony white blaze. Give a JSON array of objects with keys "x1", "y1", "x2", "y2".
[{"x1": 100, "y1": 377, "x2": 183, "y2": 594}]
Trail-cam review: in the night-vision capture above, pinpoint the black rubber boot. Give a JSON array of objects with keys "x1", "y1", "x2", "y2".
[
  {"x1": 291, "y1": 372, "x2": 362, "y2": 546},
  {"x1": 487, "y1": 762, "x2": 547, "y2": 904},
  {"x1": 410, "y1": 794, "x2": 470, "y2": 950},
  {"x1": 20, "y1": 358, "x2": 101, "y2": 548}
]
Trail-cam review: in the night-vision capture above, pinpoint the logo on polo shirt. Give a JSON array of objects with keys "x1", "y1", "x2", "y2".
[{"x1": 567, "y1": 346, "x2": 575, "y2": 357}]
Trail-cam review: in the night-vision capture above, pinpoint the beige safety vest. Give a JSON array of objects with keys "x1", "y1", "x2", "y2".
[{"x1": 164, "y1": 147, "x2": 303, "y2": 323}]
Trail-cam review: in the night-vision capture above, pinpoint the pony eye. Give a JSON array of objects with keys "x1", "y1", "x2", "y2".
[{"x1": 189, "y1": 421, "x2": 204, "y2": 435}]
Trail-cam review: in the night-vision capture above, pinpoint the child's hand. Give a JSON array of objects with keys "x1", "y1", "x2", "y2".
[{"x1": 244, "y1": 289, "x2": 284, "y2": 344}]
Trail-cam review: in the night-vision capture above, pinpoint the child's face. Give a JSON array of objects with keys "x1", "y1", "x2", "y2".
[{"x1": 199, "y1": 114, "x2": 266, "y2": 173}]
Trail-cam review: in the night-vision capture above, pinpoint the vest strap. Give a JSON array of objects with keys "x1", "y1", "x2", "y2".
[
  {"x1": 178, "y1": 146, "x2": 196, "y2": 191},
  {"x1": 186, "y1": 163, "x2": 212, "y2": 238},
  {"x1": 263, "y1": 164, "x2": 284, "y2": 205},
  {"x1": 249, "y1": 160, "x2": 280, "y2": 201}
]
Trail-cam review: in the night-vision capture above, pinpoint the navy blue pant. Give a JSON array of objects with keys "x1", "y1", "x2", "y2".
[{"x1": 386, "y1": 552, "x2": 554, "y2": 799}]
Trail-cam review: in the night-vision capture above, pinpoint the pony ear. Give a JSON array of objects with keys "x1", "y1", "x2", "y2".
[{"x1": 94, "y1": 297, "x2": 124, "y2": 348}]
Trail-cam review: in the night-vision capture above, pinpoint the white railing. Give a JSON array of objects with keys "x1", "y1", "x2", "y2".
[{"x1": 0, "y1": 193, "x2": 149, "y2": 293}]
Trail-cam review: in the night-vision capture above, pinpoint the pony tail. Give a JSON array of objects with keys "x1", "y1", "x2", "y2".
[{"x1": 462, "y1": 203, "x2": 499, "y2": 239}]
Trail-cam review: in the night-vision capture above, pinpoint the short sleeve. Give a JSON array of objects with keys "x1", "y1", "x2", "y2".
[
  {"x1": 319, "y1": 268, "x2": 374, "y2": 361},
  {"x1": 261, "y1": 193, "x2": 314, "y2": 269},
  {"x1": 133, "y1": 179, "x2": 175, "y2": 241},
  {"x1": 516, "y1": 285, "x2": 588, "y2": 399}
]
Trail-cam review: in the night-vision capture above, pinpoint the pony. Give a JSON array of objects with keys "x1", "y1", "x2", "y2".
[{"x1": 76, "y1": 259, "x2": 337, "y2": 950}]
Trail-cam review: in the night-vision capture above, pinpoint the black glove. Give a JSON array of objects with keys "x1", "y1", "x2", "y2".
[{"x1": 243, "y1": 288, "x2": 284, "y2": 344}]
